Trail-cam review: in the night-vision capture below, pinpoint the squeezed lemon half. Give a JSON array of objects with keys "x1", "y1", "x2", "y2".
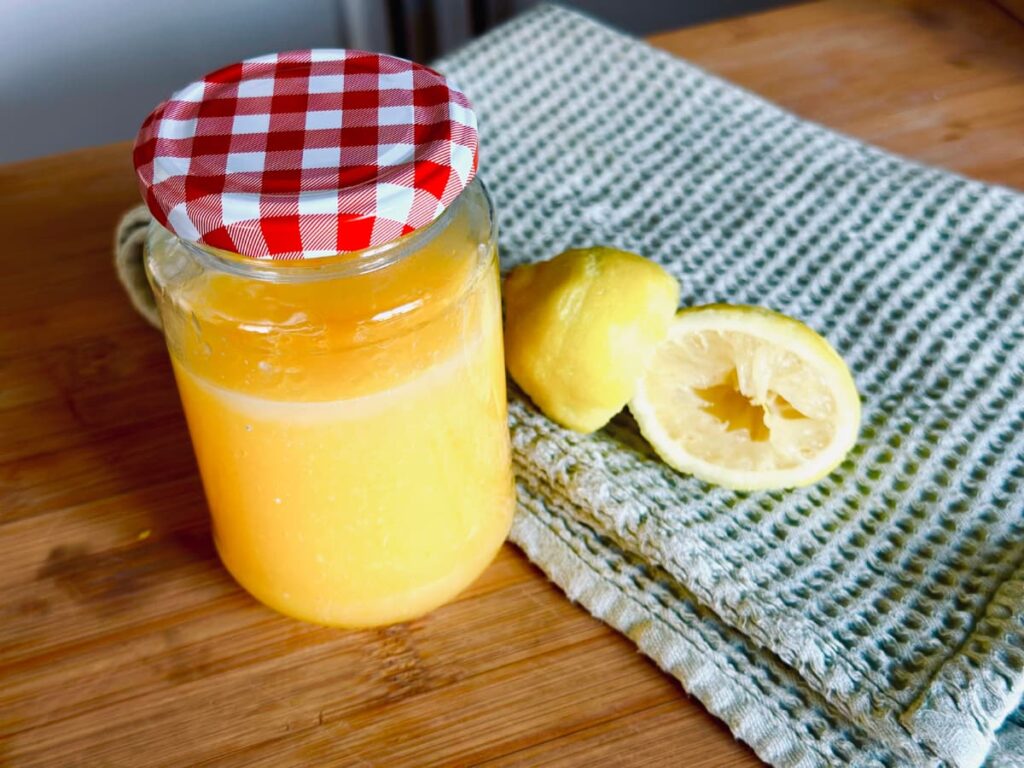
[
  {"x1": 629, "y1": 304, "x2": 861, "y2": 490},
  {"x1": 504, "y1": 247, "x2": 680, "y2": 433}
]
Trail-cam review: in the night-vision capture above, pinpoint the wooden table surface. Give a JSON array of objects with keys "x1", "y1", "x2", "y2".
[{"x1": 3, "y1": 1, "x2": 1024, "y2": 765}]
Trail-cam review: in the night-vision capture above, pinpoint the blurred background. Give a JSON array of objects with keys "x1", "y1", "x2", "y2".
[{"x1": 0, "y1": 0, "x2": 789, "y2": 164}]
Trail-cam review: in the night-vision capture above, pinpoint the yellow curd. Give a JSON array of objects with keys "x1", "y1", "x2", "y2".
[{"x1": 147, "y1": 183, "x2": 514, "y2": 627}]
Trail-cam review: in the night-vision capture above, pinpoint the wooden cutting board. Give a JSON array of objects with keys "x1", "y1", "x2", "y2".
[{"x1": 3, "y1": 1, "x2": 1023, "y2": 765}]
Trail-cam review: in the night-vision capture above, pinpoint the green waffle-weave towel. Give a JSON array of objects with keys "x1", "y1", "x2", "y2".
[{"x1": 436, "y1": 6, "x2": 1024, "y2": 767}]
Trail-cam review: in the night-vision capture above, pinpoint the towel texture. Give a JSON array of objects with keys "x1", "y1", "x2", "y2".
[
  {"x1": 115, "y1": 6, "x2": 1024, "y2": 765},
  {"x1": 436, "y1": 6, "x2": 1024, "y2": 767}
]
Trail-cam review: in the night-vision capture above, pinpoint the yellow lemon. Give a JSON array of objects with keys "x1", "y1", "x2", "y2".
[
  {"x1": 629, "y1": 304, "x2": 861, "y2": 490},
  {"x1": 504, "y1": 247, "x2": 680, "y2": 433}
]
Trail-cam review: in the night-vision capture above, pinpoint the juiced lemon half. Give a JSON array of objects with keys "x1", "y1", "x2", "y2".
[
  {"x1": 629, "y1": 304, "x2": 860, "y2": 490},
  {"x1": 504, "y1": 247, "x2": 680, "y2": 433}
]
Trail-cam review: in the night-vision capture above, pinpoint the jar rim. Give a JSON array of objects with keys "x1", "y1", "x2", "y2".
[{"x1": 173, "y1": 178, "x2": 493, "y2": 284}]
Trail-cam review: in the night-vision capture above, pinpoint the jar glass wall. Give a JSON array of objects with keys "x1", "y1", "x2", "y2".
[{"x1": 145, "y1": 179, "x2": 514, "y2": 627}]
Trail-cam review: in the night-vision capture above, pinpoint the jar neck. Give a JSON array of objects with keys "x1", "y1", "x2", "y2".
[{"x1": 178, "y1": 178, "x2": 488, "y2": 284}]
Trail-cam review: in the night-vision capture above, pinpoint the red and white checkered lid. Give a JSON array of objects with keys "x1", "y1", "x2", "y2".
[{"x1": 133, "y1": 49, "x2": 479, "y2": 259}]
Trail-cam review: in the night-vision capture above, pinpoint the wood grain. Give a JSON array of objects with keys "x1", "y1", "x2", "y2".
[
  {"x1": 3, "y1": 2, "x2": 1024, "y2": 765},
  {"x1": 993, "y1": 0, "x2": 1024, "y2": 25}
]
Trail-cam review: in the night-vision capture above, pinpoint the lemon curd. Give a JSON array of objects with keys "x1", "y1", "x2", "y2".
[{"x1": 146, "y1": 181, "x2": 514, "y2": 627}]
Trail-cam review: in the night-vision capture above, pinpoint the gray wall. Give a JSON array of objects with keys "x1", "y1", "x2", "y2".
[
  {"x1": 0, "y1": 0, "x2": 785, "y2": 164},
  {"x1": 0, "y1": 0, "x2": 349, "y2": 164}
]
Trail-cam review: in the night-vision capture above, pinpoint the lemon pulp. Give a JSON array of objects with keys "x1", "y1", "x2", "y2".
[{"x1": 630, "y1": 304, "x2": 860, "y2": 490}]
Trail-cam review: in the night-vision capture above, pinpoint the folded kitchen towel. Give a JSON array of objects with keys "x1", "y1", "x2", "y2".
[
  {"x1": 437, "y1": 6, "x2": 1024, "y2": 767},
  {"x1": 116, "y1": 6, "x2": 1024, "y2": 766}
]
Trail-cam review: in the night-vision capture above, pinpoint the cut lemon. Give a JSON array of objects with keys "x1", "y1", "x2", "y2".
[
  {"x1": 504, "y1": 246, "x2": 679, "y2": 433},
  {"x1": 629, "y1": 304, "x2": 860, "y2": 490}
]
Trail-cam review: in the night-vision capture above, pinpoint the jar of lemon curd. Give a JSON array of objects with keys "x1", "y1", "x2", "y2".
[{"x1": 134, "y1": 50, "x2": 514, "y2": 627}]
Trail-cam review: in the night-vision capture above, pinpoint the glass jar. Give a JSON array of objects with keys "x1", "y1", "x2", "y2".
[{"x1": 145, "y1": 178, "x2": 514, "y2": 627}]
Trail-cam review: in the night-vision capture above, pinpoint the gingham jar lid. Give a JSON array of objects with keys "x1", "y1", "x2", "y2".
[{"x1": 133, "y1": 49, "x2": 479, "y2": 259}]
